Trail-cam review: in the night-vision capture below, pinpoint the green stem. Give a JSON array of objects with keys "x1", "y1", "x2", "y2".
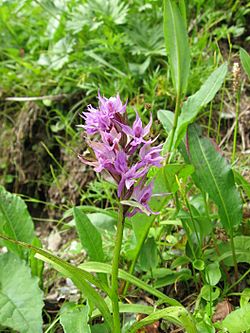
[
  {"x1": 122, "y1": 196, "x2": 170, "y2": 297},
  {"x1": 207, "y1": 100, "x2": 213, "y2": 137},
  {"x1": 224, "y1": 268, "x2": 250, "y2": 295},
  {"x1": 229, "y1": 234, "x2": 239, "y2": 285},
  {"x1": 231, "y1": 89, "x2": 240, "y2": 164},
  {"x1": 166, "y1": 93, "x2": 181, "y2": 163},
  {"x1": 111, "y1": 204, "x2": 124, "y2": 333}
]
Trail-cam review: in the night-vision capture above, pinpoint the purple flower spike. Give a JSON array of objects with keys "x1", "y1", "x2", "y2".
[{"x1": 79, "y1": 93, "x2": 163, "y2": 216}]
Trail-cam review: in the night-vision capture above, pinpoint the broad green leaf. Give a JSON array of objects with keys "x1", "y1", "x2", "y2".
[
  {"x1": 193, "y1": 259, "x2": 205, "y2": 271},
  {"x1": 222, "y1": 304, "x2": 250, "y2": 333},
  {"x1": 60, "y1": 303, "x2": 91, "y2": 333},
  {"x1": 187, "y1": 124, "x2": 242, "y2": 234},
  {"x1": 73, "y1": 207, "x2": 105, "y2": 262},
  {"x1": 200, "y1": 285, "x2": 220, "y2": 301},
  {"x1": 0, "y1": 252, "x2": 43, "y2": 333},
  {"x1": 216, "y1": 236, "x2": 250, "y2": 265},
  {"x1": 205, "y1": 262, "x2": 221, "y2": 286},
  {"x1": 80, "y1": 261, "x2": 181, "y2": 307},
  {"x1": 163, "y1": 0, "x2": 190, "y2": 96},
  {"x1": 240, "y1": 288, "x2": 250, "y2": 308},
  {"x1": 139, "y1": 237, "x2": 158, "y2": 271},
  {"x1": 175, "y1": 63, "x2": 228, "y2": 148},
  {"x1": 240, "y1": 48, "x2": 250, "y2": 79},
  {"x1": 0, "y1": 186, "x2": 35, "y2": 257},
  {"x1": 87, "y1": 213, "x2": 116, "y2": 232},
  {"x1": 127, "y1": 306, "x2": 197, "y2": 333},
  {"x1": 0, "y1": 233, "x2": 113, "y2": 330}
]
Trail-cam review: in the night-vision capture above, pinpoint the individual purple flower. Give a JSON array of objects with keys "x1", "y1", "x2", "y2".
[
  {"x1": 78, "y1": 93, "x2": 163, "y2": 216},
  {"x1": 87, "y1": 141, "x2": 116, "y2": 173},
  {"x1": 101, "y1": 127, "x2": 121, "y2": 151},
  {"x1": 128, "y1": 181, "x2": 156, "y2": 217},
  {"x1": 81, "y1": 93, "x2": 126, "y2": 135},
  {"x1": 116, "y1": 162, "x2": 148, "y2": 197},
  {"x1": 98, "y1": 92, "x2": 127, "y2": 116},
  {"x1": 120, "y1": 112, "x2": 152, "y2": 147},
  {"x1": 138, "y1": 140, "x2": 164, "y2": 168}
]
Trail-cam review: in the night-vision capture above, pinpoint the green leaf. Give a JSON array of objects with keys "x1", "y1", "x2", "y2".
[
  {"x1": 205, "y1": 262, "x2": 221, "y2": 286},
  {"x1": 163, "y1": 0, "x2": 190, "y2": 96},
  {"x1": 91, "y1": 323, "x2": 110, "y2": 333},
  {"x1": 153, "y1": 269, "x2": 191, "y2": 288},
  {"x1": 127, "y1": 306, "x2": 197, "y2": 333},
  {"x1": 87, "y1": 213, "x2": 116, "y2": 232},
  {"x1": 187, "y1": 124, "x2": 242, "y2": 234},
  {"x1": 200, "y1": 285, "x2": 220, "y2": 301},
  {"x1": 0, "y1": 186, "x2": 35, "y2": 257},
  {"x1": 0, "y1": 253, "x2": 43, "y2": 333},
  {"x1": 157, "y1": 110, "x2": 189, "y2": 160},
  {"x1": 80, "y1": 261, "x2": 181, "y2": 307},
  {"x1": 240, "y1": 48, "x2": 250, "y2": 79},
  {"x1": 234, "y1": 170, "x2": 250, "y2": 199},
  {"x1": 73, "y1": 207, "x2": 105, "y2": 262},
  {"x1": 0, "y1": 233, "x2": 113, "y2": 330},
  {"x1": 193, "y1": 259, "x2": 205, "y2": 271},
  {"x1": 60, "y1": 303, "x2": 91, "y2": 333},
  {"x1": 216, "y1": 236, "x2": 250, "y2": 265},
  {"x1": 240, "y1": 288, "x2": 250, "y2": 308},
  {"x1": 139, "y1": 237, "x2": 158, "y2": 271},
  {"x1": 175, "y1": 63, "x2": 228, "y2": 148},
  {"x1": 29, "y1": 236, "x2": 44, "y2": 283},
  {"x1": 222, "y1": 304, "x2": 250, "y2": 333}
]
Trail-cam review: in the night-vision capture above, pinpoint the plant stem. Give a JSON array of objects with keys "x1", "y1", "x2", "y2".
[
  {"x1": 224, "y1": 268, "x2": 250, "y2": 294},
  {"x1": 231, "y1": 89, "x2": 240, "y2": 164},
  {"x1": 122, "y1": 195, "x2": 170, "y2": 297},
  {"x1": 111, "y1": 204, "x2": 124, "y2": 333},
  {"x1": 207, "y1": 100, "x2": 213, "y2": 137},
  {"x1": 229, "y1": 234, "x2": 239, "y2": 285},
  {"x1": 166, "y1": 93, "x2": 181, "y2": 163}
]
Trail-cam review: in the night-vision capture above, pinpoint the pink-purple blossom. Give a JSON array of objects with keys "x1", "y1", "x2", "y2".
[{"x1": 78, "y1": 93, "x2": 163, "y2": 216}]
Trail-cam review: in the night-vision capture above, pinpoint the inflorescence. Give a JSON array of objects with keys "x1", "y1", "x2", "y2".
[{"x1": 78, "y1": 93, "x2": 163, "y2": 216}]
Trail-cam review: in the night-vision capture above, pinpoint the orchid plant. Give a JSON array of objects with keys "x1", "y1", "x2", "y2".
[{"x1": 78, "y1": 93, "x2": 163, "y2": 331}]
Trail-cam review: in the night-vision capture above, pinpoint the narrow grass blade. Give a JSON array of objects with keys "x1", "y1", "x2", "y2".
[
  {"x1": 126, "y1": 306, "x2": 197, "y2": 333},
  {"x1": 80, "y1": 261, "x2": 181, "y2": 307}
]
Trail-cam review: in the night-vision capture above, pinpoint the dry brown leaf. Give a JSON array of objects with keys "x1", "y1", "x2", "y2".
[{"x1": 212, "y1": 299, "x2": 234, "y2": 323}]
